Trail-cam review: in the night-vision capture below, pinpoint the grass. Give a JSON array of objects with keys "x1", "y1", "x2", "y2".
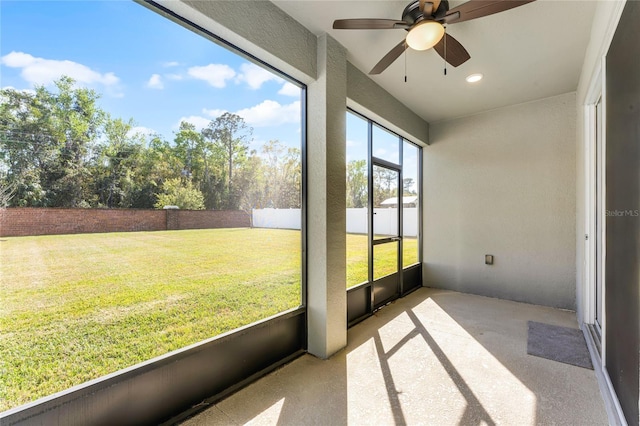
[
  {"x1": 346, "y1": 234, "x2": 419, "y2": 287},
  {"x1": 0, "y1": 228, "x2": 301, "y2": 411},
  {"x1": 0, "y1": 229, "x2": 418, "y2": 411}
]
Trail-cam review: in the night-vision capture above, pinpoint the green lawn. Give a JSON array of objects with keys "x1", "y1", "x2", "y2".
[
  {"x1": 0, "y1": 228, "x2": 302, "y2": 411},
  {"x1": 346, "y1": 234, "x2": 419, "y2": 287},
  {"x1": 0, "y1": 229, "x2": 418, "y2": 411}
]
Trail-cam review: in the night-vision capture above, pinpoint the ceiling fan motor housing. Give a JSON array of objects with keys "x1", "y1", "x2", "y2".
[{"x1": 402, "y1": 0, "x2": 450, "y2": 26}]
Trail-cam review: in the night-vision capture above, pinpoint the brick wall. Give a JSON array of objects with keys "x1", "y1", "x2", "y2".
[
  {"x1": 166, "y1": 209, "x2": 179, "y2": 230},
  {"x1": 0, "y1": 208, "x2": 250, "y2": 237},
  {"x1": 168, "y1": 210, "x2": 250, "y2": 230}
]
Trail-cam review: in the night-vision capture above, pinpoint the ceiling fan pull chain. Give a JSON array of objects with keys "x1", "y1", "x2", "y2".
[
  {"x1": 444, "y1": 26, "x2": 448, "y2": 75},
  {"x1": 404, "y1": 46, "x2": 408, "y2": 83}
]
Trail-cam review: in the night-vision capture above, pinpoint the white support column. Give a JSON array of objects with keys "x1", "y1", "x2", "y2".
[{"x1": 307, "y1": 34, "x2": 347, "y2": 359}]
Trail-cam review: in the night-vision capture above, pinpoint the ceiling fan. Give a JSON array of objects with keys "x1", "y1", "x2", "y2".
[{"x1": 333, "y1": 0, "x2": 536, "y2": 75}]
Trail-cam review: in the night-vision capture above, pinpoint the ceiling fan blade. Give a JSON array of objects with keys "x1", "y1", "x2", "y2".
[
  {"x1": 370, "y1": 40, "x2": 407, "y2": 75},
  {"x1": 419, "y1": 0, "x2": 442, "y2": 16},
  {"x1": 444, "y1": 0, "x2": 536, "y2": 24},
  {"x1": 333, "y1": 19, "x2": 410, "y2": 30},
  {"x1": 433, "y1": 33, "x2": 470, "y2": 67}
]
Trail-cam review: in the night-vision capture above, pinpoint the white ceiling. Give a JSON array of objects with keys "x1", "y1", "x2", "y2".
[{"x1": 272, "y1": 0, "x2": 597, "y2": 123}]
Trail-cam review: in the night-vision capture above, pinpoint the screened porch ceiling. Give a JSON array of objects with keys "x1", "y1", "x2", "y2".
[{"x1": 273, "y1": 0, "x2": 598, "y2": 123}]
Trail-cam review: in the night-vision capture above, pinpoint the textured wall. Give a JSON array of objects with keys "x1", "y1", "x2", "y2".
[
  {"x1": 423, "y1": 92, "x2": 577, "y2": 309},
  {"x1": 346, "y1": 62, "x2": 429, "y2": 146},
  {"x1": 0, "y1": 208, "x2": 249, "y2": 237},
  {"x1": 169, "y1": 0, "x2": 316, "y2": 83},
  {"x1": 307, "y1": 34, "x2": 348, "y2": 358}
]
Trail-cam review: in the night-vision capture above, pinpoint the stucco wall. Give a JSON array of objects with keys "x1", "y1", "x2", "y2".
[
  {"x1": 423, "y1": 92, "x2": 577, "y2": 309},
  {"x1": 161, "y1": 0, "x2": 317, "y2": 84},
  {"x1": 346, "y1": 62, "x2": 429, "y2": 146}
]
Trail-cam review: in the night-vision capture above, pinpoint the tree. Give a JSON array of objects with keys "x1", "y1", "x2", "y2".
[
  {"x1": 403, "y1": 178, "x2": 416, "y2": 195},
  {"x1": 173, "y1": 121, "x2": 225, "y2": 210},
  {"x1": 346, "y1": 159, "x2": 367, "y2": 208},
  {"x1": 280, "y1": 146, "x2": 302, "y2": 208},
  {"x1": 260, "y1": 140, "x2": 301, "y2": 209},
  {"x1": 0, "y1": 182, "x2": 14, "y2": 208},
  {"x1": 202, "y1": 113, "x2": 251, "y2": 209},
  {"x1": 136, "y1": 135, "x2": 183, "y2": 208},
  {"x1": 173, "y1": 121, "x2": 203, "y2": 182},
  {"x1": 235, "y1": 152, "x2": 264, "y2": 226},
  {"x1": 0, "y1": 77, "x2": 106, "y2": 207},
  {"x1": 154, "y1": 178, "x2": 205, "y2": 210},
  {"x1": 0, "y1": 77, "x2": 307, "y2": 213},
  {"x1": 1, "y1": 86, "x2": 56, "y2": 206},
  {"x1": 93, "y1": 116, "x2": 146, "y2": 208},
  {"x1": 42, "y1": 77, "x2": 105, "y2": 207},
  {"x1": 373, "y1": 167, "x2": 397, "y2": 207}
]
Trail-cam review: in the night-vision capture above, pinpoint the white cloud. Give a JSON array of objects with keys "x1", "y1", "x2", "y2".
[
  {"x1": 146, "y1": 74, "x2": 164, "y2": 89},
  {"x1": 202, "y1": 108, "x2": 228, "y2": 118},
  {"x1": 1, "y1": 86, "x2": 36, "y2": 96},
  {"x1": 176, "y1": 115, "x2": 212, "y2": 131},
  {"x1": 178, "y1": 99, "x2": 300, "y2": 132},
  {"x1": 278, "y1": 82, "x2": 300, "y2": 97},
  {"x1": 236, "y1": 63, "x2": 282, "y2": 90},
  {"x1": 236, "y1": 100, "x2": 300, "y2": 127},
  {"x1": 127, "y1": 126, "x2": 157, "y2": 138},
  {"x1": 187, "y1": 64, "x2": 236, "y2": 88},
  {"x1": 162, "y1": 61, "x2": 180, "y2": 68},
  {"x1": 1, "y1": 51, "x2": 120, "y2": 89}
]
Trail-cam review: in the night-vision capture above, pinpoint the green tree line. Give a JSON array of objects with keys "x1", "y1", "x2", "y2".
[{"x1": 0, "y1": 77, "x2": 301, "y2": 211}]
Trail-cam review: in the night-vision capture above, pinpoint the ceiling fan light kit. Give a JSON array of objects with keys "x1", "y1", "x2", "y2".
[
  {"x1": 332, "y1": 0, "x2": 537, "y2": 75},
  {"x1": 406, "y1": 21, "x2": 444, "y2": 51}
]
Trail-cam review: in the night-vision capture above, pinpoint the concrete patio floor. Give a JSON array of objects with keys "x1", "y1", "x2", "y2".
[{"x1": 181, "y1": 287, "x2": 607, "y2": 425}]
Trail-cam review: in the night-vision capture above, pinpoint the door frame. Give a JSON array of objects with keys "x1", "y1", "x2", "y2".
[
  {"x1": 370, "y1": 159, "x2": 403, "y2": 309},
  {"x1": 346, "y1": 109, "x2": 423, "y2": 326},
  {"x1": 583, "y1": 56, "x2": 607, "y2": 360}
]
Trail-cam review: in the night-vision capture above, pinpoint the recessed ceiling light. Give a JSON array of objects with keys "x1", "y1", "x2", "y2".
[{"x1": 466, "y1": 73, "x2": 483, "y2": 83}]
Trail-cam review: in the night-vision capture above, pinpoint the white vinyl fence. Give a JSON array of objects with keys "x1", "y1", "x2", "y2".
[
  {"x1": 252, "y1": 208, "x2": 301, "y2": 230},
  {"x1": 252, "y1": 208, "x2": 418, "y2": 237}
]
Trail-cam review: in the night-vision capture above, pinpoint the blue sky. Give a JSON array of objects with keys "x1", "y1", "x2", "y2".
[
  {"x1": 347, "y1": 112, "x2": 419, "y2": 193},
  {"x1": 0, "y1": 1, "x2": 302, "y2": 151},
  {"x1": 1, "y1": 1, "x2": 418, "y2": 185}
]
